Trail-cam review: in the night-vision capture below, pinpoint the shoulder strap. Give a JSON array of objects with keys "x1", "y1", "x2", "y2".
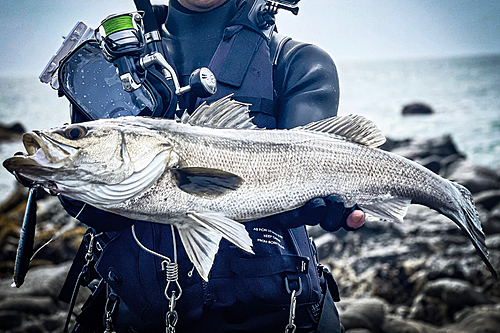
[
  {"x1": 270, "y1": 32, "x2": 292, "y2": 66},
  {"x1": 218, "y1": 27, "x2": 262, "y2": 88}
]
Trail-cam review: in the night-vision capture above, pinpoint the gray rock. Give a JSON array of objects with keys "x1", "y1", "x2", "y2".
[
  {"x1": 0, "y1": 295, "x2": 57, "y2": 315},
  {"x1": 439, "y1": 154, "x2": 465, "y2": 173},
  {"x1": 408, "y1": 278, "x2": 493, "y2": 325},
  {"x1": 0, "y1": 122, "x2": 25, "y2": 142},
  {"x1": 486, "y1": 234, "x2": 500, "y2": 250},
  {"x1": 474, "y1": 190, "x2": 500, "y2": 211},
  {"x1": 337, "y1": 297, "x2": 388, "y2": 333},
  {"x1": 382, "y1": 315, "x2": 440, "y2": 333},
  {"x1": 0, "y1": 262, "x2": 71, "y2": 301},
  {"x1": 345, "y1": 329, "x2": 374, "y2": 333},
  {"x1": 42, "y1": 311, "x2": 67, "y2": 332},
  {"x1": 416, "y1": 155, "x2": 442, "y2": 174},
  {"x1": 423, "y1": 278, "x2": 493, "y2": 307},
  {"x1": 483, "y1": 206, "x2": 500, "y2": 235},
  {"x1": 0, "y1": 310, "x2": 23, "y2": 329},
  {"x1": 409, "y1": 293, "x2": 449, "y2": 325},
  {"x1": 442, "y1": 304, "x2": 500, "y2": 333},
  {"x1": 390, "y1": 135, "x2": 461, "y2": 161},
  {"x1": 446, "y1": 161, "x2": 500, "y2": 194},
  {"x1": 402, "y1": 103, "x2": 434, "y2": 115}
]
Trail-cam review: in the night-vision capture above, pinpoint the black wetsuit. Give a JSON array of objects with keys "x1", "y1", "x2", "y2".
[{"x1": 61, "y1": 1, "x2": 351, "y2": 332}]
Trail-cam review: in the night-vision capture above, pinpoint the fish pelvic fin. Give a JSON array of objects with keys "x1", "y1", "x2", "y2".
[
  {"x1": 358, "y1": 197, "x2": 411, "y2": 223},
  {"x1": 446, "y1": 182, "x2": 498, "y2": 279},
  {"x1": 180, "y1": 211, "x2": 254, "y2": 281},
  {"x1": 293, "y1": 114, "x2": 386, "y2": 148}
]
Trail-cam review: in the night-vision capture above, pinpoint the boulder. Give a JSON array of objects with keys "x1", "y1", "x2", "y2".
[
  {"x1": 445, "y1": 161, "x2": 500, "y2": 194},
  {"x1": 482, "y1": 205, "x2": 500, "y2": 235},
  {"x1": 0, "y1": 295, "x2": 57, "y2": 315},
  {"x1": 402, "y1": 103, "x2": 434, "y2": 115},
  {"x1": 382, "y1": 315, "x2": 440, "y2": 333},
  {"x1": 422, "y1": 278, "x2": 493, "y2": 308},
  {"x1": 390, "y1": 135, "x2": 462, "y2": 161},
  {"x1": 474, "y1": 190, "x2": 500, "y2": 211},
  {"x1": 443, "y1": 304, "x2": 500, "y2": 333},
  {"x1": 0, "y1": 122, "x2": 25, "y2": 142},
  {"x1": 408, "y1": 278, "x2": 493, "y2": 325},
  {"x1": 0, "y1": 310, "x2": 23, "y2": 329},
  {"x1": 0, "y1": 261, "x2": 71, "y2": 301},
  {"x1": 337, "y1": 297, "x2": 388, "y2": 333},
  {"x1": 417, "y1": 155, "x2": 442, "y2": 174}
]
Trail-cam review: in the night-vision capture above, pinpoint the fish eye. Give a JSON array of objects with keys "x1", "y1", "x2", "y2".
[{"x1": 64, "y1": 125, "x2": 87, "y2": 140}]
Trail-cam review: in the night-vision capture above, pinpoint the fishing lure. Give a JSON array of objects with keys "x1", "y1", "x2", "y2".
[{"x1": 12, "y1": 186, "x2": 38, "y2": 288}]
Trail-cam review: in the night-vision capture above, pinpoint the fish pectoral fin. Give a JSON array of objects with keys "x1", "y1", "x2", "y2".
[
  {"x1": 293, "y1": 114, "x2": 386, "y2": 148},
  {"x1": 177, "y1": 222, "x2": 223, "y2": 282},
  {"x1": 172, "y1": 167, "x2": 244, "y2": 197},
  {"x1": 359, "y1": 197, "x2": 412, "y2": 223}
]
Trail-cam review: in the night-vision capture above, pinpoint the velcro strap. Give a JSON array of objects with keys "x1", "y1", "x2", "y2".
[
  {"x1": 218, "y1": 28, "x2": 261, "y2": 88},
  {"x1": 231, "y1": 254, "x2": 309, "y2": 277}
]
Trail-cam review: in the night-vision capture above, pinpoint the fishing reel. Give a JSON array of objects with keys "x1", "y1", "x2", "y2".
[
  {"x1": 96, "y1": 12, "x2": 146, "y2": 92},
  {"x1": 95, "y1": 12, "x2": 216, "y2": 98}
]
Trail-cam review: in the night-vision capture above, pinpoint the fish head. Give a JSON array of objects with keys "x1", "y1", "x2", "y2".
[{"x1": 3, "y1": 118, "x2": 173, "y2": 202}]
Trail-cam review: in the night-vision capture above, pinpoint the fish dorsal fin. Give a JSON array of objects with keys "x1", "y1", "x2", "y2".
[
  {"x1": 294, "y1": 114, "x2": 386, "y2": 148},
  {"x1": 358, "y1": 197, "x2": 412, "y2": 223},
  {"x1": 180, "y1": 95, "x2": 258, "y2": 130}
]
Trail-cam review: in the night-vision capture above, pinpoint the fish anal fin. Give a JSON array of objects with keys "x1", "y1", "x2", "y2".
[
  {"x1": 294, "y1": 114, "x2": 386, "y2": 148},
  {"x1": 172, "y1": 167, "x2": 243, "y2": 197},
  {"x1": 177, "y1": 222, "x2": 222, "y2": 282},
  {"x1": 359, "y1": 197, "x2": 411, "y2": 223}
]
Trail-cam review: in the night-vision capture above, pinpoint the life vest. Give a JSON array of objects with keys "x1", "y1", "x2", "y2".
[{"x1": 62, "y1": 1, "x2": 340, "y2": 331}]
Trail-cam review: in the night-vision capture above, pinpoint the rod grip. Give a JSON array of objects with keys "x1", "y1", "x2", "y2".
[{"x1": 134, "y1": 0, "x2": 158, "y2": 33}]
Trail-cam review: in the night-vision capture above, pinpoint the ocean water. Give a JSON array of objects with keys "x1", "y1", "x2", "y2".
[
  {"x1": 336, "y1": 55, "x2": 500, "y2": 168},
  {"x1": 1, "y1": 54, "x2": 499, "y2": 202}
]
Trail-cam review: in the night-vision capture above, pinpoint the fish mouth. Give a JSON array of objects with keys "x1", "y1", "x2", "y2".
[
  {"x1": 3, "y1": 131, "x2": 76, "y2": 182},
  {"x1": 22, "y1": 131, "x2": 76, "y2": 167}
]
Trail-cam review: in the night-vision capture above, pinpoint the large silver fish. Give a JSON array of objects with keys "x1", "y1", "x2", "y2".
[{"x1": 3, "y1": 96, "x2": 497, "y2": 280}]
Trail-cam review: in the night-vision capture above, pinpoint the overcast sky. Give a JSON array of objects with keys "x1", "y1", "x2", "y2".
[{"x1": 0, "y1": 0, "x2": 499, "y2": 76}]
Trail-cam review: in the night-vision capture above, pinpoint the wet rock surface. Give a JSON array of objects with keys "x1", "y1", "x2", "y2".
[
  {"x1": 402, "y1": 103, "x2": 434, "y2": 115},
  {"x1": 315, "y1": 135, "x2": 500, "y2": 333},
  {"x1": 0, "y1": 122, "x2": 25, "y2": 142},
  {"x1": 1, "y1": 134, "x2": 499, "y2": 332}
]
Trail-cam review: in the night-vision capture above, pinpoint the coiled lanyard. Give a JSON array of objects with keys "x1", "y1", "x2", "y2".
[{"x1": 131, "y1": 224, "x2": 182, "y2": 333}]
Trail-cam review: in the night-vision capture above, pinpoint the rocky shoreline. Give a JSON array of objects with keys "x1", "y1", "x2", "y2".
[{"x1": 1, "y1": 134, "x2": 499, "y2": 332}]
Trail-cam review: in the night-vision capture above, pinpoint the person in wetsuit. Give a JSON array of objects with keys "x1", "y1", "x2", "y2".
[{"x1": 58, "y1": 0, "x2": 366, "y2": 332}]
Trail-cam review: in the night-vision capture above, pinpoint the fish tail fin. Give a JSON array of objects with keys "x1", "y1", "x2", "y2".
[
  {"x1": 448, "y1": 182, "x2": 497, "y2": 278},
  {"x1": 178, "y1": 211, "x2": 254, "y2": 281}
]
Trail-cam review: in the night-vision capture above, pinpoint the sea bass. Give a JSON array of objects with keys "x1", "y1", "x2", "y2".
[{"x1": 3, "y1": 96, "x2": 497, "y2": 280}]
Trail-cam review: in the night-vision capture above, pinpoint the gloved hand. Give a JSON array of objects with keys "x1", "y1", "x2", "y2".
[{"x1": 277, "y1": 195, "x2": 365, "y2": 231}]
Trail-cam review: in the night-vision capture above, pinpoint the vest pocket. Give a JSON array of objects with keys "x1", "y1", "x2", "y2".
[{"x1": 230, "y1": 254, "x2": 321, "y2": 307}]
